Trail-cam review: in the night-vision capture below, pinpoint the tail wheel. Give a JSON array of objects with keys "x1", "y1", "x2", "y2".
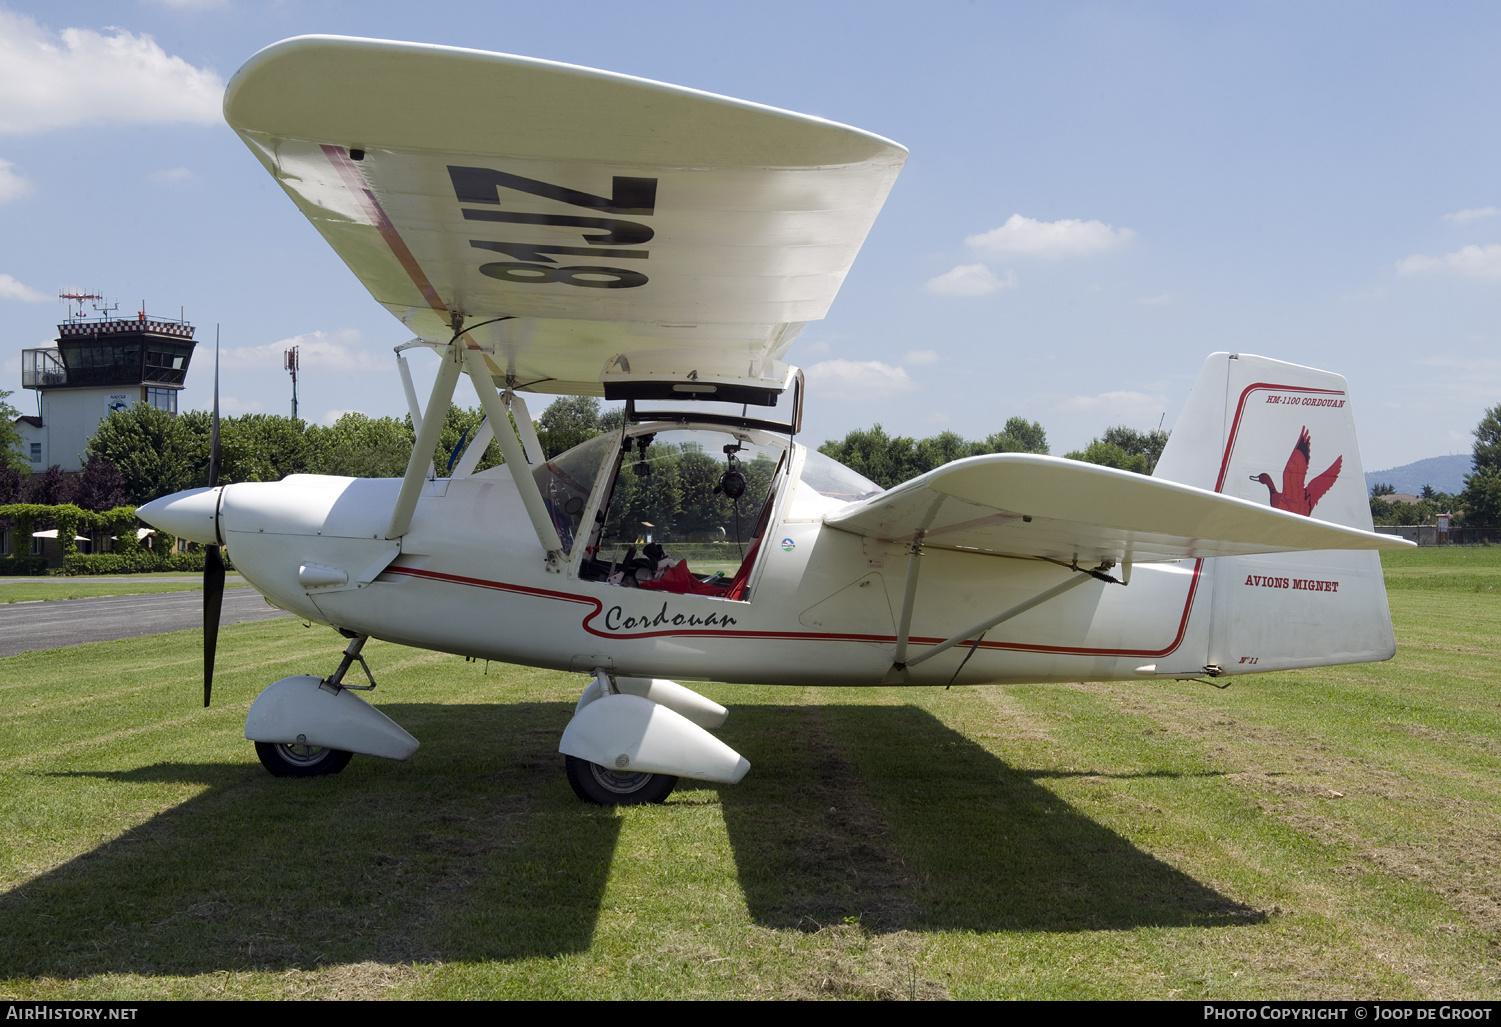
[
  {"x1": 565, "y1": 754, "x2": 677, "y2": 805},
  {"x1": 255, "y1": 740, "x2": 353, "y2": 778}
]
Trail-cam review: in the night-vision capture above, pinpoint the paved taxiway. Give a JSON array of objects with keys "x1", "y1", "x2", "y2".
[{"x1": 0, "y1": 587, "x2": 293, "y2": 659}]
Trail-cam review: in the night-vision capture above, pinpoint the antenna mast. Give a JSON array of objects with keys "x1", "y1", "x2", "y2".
[{"x1": 284, "y1": 346, "x2": 300, "y2": 420}]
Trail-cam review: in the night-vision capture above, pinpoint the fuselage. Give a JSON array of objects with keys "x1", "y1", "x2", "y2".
[{"x1": 149, "y1": 424, "x2": 1214, "y2": 689}]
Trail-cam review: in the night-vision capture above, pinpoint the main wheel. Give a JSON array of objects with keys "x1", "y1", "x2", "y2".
[
  {"x1": 255, "y1": 740, "x2": 353, "y2": 778},
  {"x1": 565, "y1": 754, "x2": 677, "y2": 805}
]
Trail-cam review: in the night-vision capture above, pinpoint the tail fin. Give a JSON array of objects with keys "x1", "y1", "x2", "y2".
[{"x1": 1155, "y1": 353, "x2": 1395, "y2": 674}]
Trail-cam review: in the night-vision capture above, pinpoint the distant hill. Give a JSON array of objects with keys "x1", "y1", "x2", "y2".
[{"x1": 1364, "y1": 454, "x2": 1472, "y2": 496}]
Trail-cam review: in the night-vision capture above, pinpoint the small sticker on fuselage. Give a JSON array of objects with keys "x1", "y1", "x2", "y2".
[{"x1": 781, "y1": 538, "x2": 795, "y2": 552}]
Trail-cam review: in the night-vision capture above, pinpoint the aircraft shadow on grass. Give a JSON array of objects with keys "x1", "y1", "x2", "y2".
[{"x1": 0, "y1": 702, "x2": 1259, "y2": 978}]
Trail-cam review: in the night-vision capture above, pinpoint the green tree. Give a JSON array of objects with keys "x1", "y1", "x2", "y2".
[
  {"x1": 818, "y1": 424, "x2": 912, "y2": 488},
  {"x1": 819, "y1": 419, "x2": 1049, "y2": 489},
  {"x1": 434, "y1": 405, "x2": 502, "y2": 473},
  {"x1": 1473, "y1": 404, "x2": 1501, "y2": 471},
  {"x1": 1371, "y1": 482, "x2": 1396, "y2": 497},
  {"x1": 220, "y1": 414, "x2": 310, "y2": 482},
  {"x1": 0, "y1": 390, "x2": 26, "y2": 471},
  {"x1": 87, "y1": 404, "x2": 201, "y2": 503},
  {"x1": 985, "y1": 416, "x2": 1050, "y2": 455},
  {"x1": 1103, "y1": 426, "x2": 1169, "y2": 473},
  {"x1": 672, "y1": 444, "x2": 733, "y2": 539},
  {"x1": 1461, "y1": 466, "x2": 1501, "y2": 526},
  {"x1": 1065, "y1": 425, "x2": 1169, "y2": 475},
  {"x1": 1065, "y1": 439, "x2": 1148, "y2": 474},
  {"x1": 537, "y1": 395, "x2": 621, "y2": 457},
  {"x1": 305, "y1": 413, "x2": 413, "y2": 478},
  {"x1": 1459, "y1": 404, "x2": 1501, "y2": 525}
]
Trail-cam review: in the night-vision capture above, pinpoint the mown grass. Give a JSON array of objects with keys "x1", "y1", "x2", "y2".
[
  {"x1": 1382, "y1": 543, "x2": 1501, "y2": 593},
  {"x1": 0, "y1": 550, "x2": 1497, "y2": 999},
  {"x1": 0, "y1": 575, "x2": 250, "y2": 603}
]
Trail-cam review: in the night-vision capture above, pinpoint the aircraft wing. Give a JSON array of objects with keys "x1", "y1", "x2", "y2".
[
  {"x1": 823, "y1": 454, "x2": 1412, "y2": 565},
  {"x1": 224, "y1": 36, "x2": 908, "y2": 395}
]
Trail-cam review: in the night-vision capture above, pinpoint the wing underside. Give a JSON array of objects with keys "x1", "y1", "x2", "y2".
[
  {"x1": 224, "y1": 36, "x2": 908, "y2": 395},
  {"x1": 824, "y1": 454, "x2": 1412, "y2": 565}
]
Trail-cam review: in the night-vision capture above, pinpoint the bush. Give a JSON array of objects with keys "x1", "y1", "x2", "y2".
[
  {"x1": 0, "y1": 556, "x2": 49, "y2": 576},
  {"x1": 64, "y1": 553, "x2": 162, "y2": 575},
  {"x1": 63, "y1": 545, "x2": 231, "y2": 575}
]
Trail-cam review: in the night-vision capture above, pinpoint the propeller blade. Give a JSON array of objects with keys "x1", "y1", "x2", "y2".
[
  {"x1": 203, "y1": 326, "x2": 223, "y2": 706},
  {"x1": 204, "y1": 543, "x2": 224, "y2": 707}
]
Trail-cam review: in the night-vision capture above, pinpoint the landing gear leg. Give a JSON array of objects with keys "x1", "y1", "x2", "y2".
[{"x1": 246, "y1": 634, "x2": 386, "y2": 779}]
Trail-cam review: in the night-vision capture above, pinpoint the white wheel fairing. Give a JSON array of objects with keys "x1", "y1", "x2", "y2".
[
  {"x1": 560, "y1": 692, "x2": 749, "y2": 784},
  {"x1": 245, "y1": 675, "x2": 419, "y2": 761}
]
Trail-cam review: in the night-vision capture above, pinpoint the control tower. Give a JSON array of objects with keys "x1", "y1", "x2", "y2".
[{"x1": 15, "y1": 294, "x2": 197, "y2": 471}]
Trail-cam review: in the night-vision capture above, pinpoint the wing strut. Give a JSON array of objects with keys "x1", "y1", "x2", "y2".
[
  {"x1": 394, "y1": 340, "x2": 427, "y2": 433},
  {"x1": 387, "y1": 343, "x2": 462, "y2": 539},
  {"x1": 892, "y1": 495, "x2": 947, "y2": 667},
  {"x1": 463, "y1": 346, "x2": 566, "y2": 569},
  {"x1": 884, "y1": 492, "x2": 1120, "y2": 679},
  {"x1": 899, "y1": 570, "x2": 1096, "y2": 672}
]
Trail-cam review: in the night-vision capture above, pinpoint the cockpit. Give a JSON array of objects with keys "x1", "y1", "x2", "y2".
[{"x1": 536, "y1": 426, "x2": 787, "y2": 600}]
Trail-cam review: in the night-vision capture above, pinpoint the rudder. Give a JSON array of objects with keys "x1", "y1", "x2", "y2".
[{"x1": 1154, "y1": 353, "x2": 1395, "y2": 674}]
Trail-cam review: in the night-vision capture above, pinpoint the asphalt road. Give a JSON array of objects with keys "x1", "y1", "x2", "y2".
[{"x1": 0, "y1": 588, "x2": 293, "y2": 659}]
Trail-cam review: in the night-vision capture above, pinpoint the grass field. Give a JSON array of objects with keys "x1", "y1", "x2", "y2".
[
  {"x1": 0, "y1": 575, "x2": 250, "y2": 603},
  {"x1": 0, "y1": 548, "x2": 1497, "y2": 999}
]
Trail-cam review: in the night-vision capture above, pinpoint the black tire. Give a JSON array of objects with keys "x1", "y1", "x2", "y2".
[
  {"x1": 255, "y1": 740, "x2": 354, "y2": 778},
  {"x1": 565, "y1": 754, "x2": 677, "y2": 805}
]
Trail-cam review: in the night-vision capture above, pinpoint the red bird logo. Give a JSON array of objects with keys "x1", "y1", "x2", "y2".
[{"x1": 1251, "y1": 427, "x2": 1342, "y2": 516}]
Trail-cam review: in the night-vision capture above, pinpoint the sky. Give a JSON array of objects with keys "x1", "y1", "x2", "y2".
[{"x1": 2, "y1": 1, "x2": 1500, "y2": 471}]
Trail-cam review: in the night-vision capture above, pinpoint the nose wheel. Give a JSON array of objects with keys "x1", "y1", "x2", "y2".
[{"x1": 564, "y1": 754, "x2": 677, "y2": 805}]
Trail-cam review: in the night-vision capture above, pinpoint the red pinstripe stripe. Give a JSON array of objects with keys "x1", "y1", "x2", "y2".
[{"x1": 321, "y1": 144, "x2": 450, "y2": 320}]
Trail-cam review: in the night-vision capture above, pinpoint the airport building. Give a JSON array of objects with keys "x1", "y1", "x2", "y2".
[{"x1": 14, "y1": 301, "x2": 197, "y2": 472}]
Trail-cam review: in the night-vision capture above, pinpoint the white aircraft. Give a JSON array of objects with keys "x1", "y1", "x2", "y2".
[{"x1": 139, "y1": 36, "x2": 1411, "y2": 805}]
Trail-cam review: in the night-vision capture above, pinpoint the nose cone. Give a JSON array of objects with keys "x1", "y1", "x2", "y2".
[{"x1": 137, "y1": 487, "x2": 222, "y2": 545}]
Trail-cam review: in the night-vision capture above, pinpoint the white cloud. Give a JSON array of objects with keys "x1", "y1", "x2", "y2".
[
  {"x1": 905, "y1": 349, "x2": 941, "y2": 365},
  {"x1": 219, "y1": 329, "x2": 384, "y2": 372},
  {"x1": 219, "y1": 396, "x2": 265, "y2": 414},
  {"x1": 966, "y1": 214, "x2": 1134, "y2": 259},
  {"x1": 805, "y1": 359, "x2": 915, "y2": 397},
  {"x1": 1396, "y1": 244, "x2": 1501, "y2": 278},
  {"x1": 321, "y1": 409, "x2": 359, "y2": 425},
  {"x1": 1443, "y1": 206, "x2": 1500, "y2": 224},
  {"x1": 0, "y1": 10, "x2": 222, "y2": 136},
  {"x1": 148, "y1": 166, "x2": 193, "y2": 184},
  {"x1": 1064, "y1": 390, "x2": 1168, "y2": 422},
  {"x1": 0, "y1": 158, "x2": 30, "y2": 202},
  {"x1": 0, "y1": 274, "x2": 48, "y2": 302},
  {"x1": 923, "y1": 263, "x2": 1016, "y2": 296}
]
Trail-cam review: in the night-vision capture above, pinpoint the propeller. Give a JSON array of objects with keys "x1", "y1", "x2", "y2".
[{"x1": 203, "y1": 327, "x2": 224, "y2": 707}]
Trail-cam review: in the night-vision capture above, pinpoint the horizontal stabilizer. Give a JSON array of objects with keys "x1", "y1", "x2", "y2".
[{"x1": 823, "y1": 453, "x2": 1411, "y2": 565}]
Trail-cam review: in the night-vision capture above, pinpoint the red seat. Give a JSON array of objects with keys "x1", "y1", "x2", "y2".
[{"x1": 636, "y1": 535, "x2": 763, "y2": 599}]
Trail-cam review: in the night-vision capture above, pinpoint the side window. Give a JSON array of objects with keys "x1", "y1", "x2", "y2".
[{"x1": 532, "y1": 432, "x2": 617, "y2": 555}]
